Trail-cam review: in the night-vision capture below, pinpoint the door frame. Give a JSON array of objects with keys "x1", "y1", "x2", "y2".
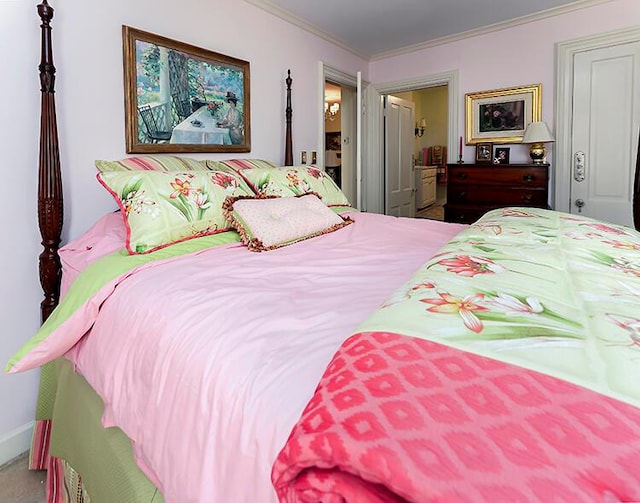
[
  {"x1": 555, "y1": 26, "x2": 640, "y2": 213},
  {"x1": 363, "y1": 70, "x2": 459, "y2": 214}
]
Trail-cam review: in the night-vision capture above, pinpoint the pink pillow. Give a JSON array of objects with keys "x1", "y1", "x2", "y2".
[{"x1": 223, "y1": 193, "x2": 352, "y2": 251}]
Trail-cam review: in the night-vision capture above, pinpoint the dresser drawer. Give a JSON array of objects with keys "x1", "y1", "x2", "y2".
[
  {"x1": 447, "y1": 186, "x2": 547, "y2": 206},
  {"x1": 444, "y1": 205, "x2": 489, "y2": 224},
  {"x1": 448, "y1": 167, "x2": 547, "y2": 188}
]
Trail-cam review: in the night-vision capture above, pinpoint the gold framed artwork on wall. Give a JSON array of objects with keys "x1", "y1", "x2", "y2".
[
  {"x1": 123, "y1": 26, "x2": 251, "y2": 154},
  {"x1": 465, "y1": 84, "x2": 541, "y2": 145}
]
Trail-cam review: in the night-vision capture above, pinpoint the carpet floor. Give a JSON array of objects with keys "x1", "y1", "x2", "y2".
[{"x1": 0, "y1": 453, "x2": 46, "y2": 503}]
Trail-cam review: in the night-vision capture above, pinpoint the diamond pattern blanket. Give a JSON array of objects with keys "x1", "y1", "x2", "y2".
[
  {"x1": 272, "y1": 331, "x2": 640, "y2": 502},
  {"x1": 272, "y1": 208, "x2": 640, "y2": 502}
]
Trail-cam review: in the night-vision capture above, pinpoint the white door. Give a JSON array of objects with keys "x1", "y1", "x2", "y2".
[
  {"x1": 385, "y1": 95, "x2": 415, "y2": 217},
  {"x1": 570, "y1": 41, "x2": 640, "y2": 226}
]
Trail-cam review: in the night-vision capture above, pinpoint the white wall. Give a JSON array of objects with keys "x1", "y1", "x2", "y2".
[
  {"x1": 0, "y1": 0, "x2": 368, "y2": 465},
  {"x1": 370, "y1": 0, "x2": 640, "y2": 166}
]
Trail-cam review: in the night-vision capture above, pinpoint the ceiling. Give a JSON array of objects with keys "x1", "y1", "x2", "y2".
[{"x1": 246, "y1": 0, "x2": 601, "y2": 58}]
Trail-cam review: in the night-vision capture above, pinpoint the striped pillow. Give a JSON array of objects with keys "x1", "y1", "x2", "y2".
[
  {"x1": 207, "y1": 159, "x2": 279, "y2": 173},
  {"x1": 96, "y1": 155, "x2": 207, "y2": 173}
]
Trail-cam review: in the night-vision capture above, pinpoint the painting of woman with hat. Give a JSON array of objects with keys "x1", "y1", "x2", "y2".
[{"x1": 217, "y1": 91, "x2": 244, "y2": 144}]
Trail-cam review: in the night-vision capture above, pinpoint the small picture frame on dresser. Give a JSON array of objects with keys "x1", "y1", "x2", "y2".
[
  {"x1": 493, "y1": 147, "x2": 510, "y2": 164},
  {"x1": 475, "y1": 142, "x2": 493, "y2": 163}
]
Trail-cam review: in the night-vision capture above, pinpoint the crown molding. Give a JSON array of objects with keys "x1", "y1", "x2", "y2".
[
  {"x1": 370, "y1": 0, "x2": 617, "y2": 60},
  {"x1": 246, "y1": 0, "x2": 616, "y2": 62},
  {"x1": 244, "y1": 0, "x2": 369, "y2": 60}
]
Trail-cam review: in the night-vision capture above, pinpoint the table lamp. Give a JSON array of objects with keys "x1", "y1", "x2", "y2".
[{"x1": 522, "y1": 121, "x2": 554, "y2": 164}]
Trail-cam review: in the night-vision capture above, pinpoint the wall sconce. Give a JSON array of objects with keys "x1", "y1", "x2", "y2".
[
  {"x1": 415, "y1": 118, "x2": 426, "y2": 137},
  {"x1": 324, "y1": 101, "x2": 340, "y2": 121},
  {"x1": 522, "y1": 121, "x2": 554, "y2": 163}
]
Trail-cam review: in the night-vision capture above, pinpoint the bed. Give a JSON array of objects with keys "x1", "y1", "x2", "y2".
[{"x1": 7, "y1": 2, "x2": 640, "y2": 502}]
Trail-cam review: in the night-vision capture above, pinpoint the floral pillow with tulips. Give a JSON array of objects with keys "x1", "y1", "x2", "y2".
[
  {"x1": 97, "y1": 170, "x2": 253, "y2": 254},
  {"x1": 237, "y1": 165, "x2": 351, "y2": 207}
]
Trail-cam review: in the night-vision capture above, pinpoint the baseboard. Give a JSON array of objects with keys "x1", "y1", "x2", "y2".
[{"x1": 0, "y1": 421, "x2": 34, "y2": 467}]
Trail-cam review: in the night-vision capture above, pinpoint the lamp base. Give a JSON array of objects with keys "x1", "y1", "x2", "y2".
[{"x1": 529, "y1": 143, "x2": 546, "y2": 164}]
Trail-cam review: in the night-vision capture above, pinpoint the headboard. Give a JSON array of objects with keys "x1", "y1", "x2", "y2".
[{"x1": 35, "y1": 0, "x2": 294, "y2": 322}]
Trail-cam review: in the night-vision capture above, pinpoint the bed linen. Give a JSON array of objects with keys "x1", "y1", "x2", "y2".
[
  {"x1": 7, "y1": 211, "x2": 464, "y2": 503},
  {"x1": 273, "y1": 207, "x2": 640, "y2": 502}
]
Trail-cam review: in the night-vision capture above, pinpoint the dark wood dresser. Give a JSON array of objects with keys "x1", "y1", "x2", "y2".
[{"x1": 444, "y1": 163, "x2": 549, "y2": 224}]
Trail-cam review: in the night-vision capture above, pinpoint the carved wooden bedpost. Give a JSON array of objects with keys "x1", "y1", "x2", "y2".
[
  {"x1": 284, "y1": 70, "x2": 293, "y2": 166},
  {"x1": 634, "y1": 128, "x2": 640, "y2": 231},
  {"x1": 37, "y1": 0, "x2": 63, "y2": 323}
]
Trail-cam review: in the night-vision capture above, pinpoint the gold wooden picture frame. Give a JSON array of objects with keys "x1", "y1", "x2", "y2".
[
  {"x1": 465, "y1": 83, "x2": 541, "y2": 145},
  {"x1": 123, "y1": 26, "x2": 251, "y2": 153},
  {"x1": 475, "y1": 142, "x2": 493, "y2": 163}
]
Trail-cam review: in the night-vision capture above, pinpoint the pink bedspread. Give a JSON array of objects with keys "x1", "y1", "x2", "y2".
[
  {"x1": 273, "y1": 332, "x2": 640, "y2": 502},
  {"x1": 63, "y1": 212, "x2": 463, "y2": 503}
]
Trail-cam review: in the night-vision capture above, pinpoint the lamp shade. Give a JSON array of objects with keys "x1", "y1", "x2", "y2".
[
  {"x1": 325, "y1": 150, "x2": 340, "y2": 167},
  {"x1": 522, "y1": 121, "x2": 554, "y2": 144}
]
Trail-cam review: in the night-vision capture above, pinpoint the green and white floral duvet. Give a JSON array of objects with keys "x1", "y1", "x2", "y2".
[{"x1": 359, "y1": 207, "x2": 640, "y2": 406}]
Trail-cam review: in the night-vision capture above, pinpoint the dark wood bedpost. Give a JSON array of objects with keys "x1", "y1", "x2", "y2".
[
  {"x1": 37, "y1": 0, "x2": 63, "y2": 323},
  {"x1": 284, "y1": 70, "x2": 293, "y2": 166},
  {"x1": 634, "y1": 127, "x2": 640, "y2": 231}
]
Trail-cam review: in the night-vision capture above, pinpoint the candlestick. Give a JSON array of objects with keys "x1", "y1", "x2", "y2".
[{"x1": 458, "y1": 136, "x2": 464, "y2": 164}]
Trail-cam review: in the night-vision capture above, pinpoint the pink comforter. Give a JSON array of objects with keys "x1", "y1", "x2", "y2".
[
  {"x1": 61, "y1": 212, "x2": 463, "y2": 503},
  {"x1": 273, "y1": 332, "x2": 640, "y2": 502}
]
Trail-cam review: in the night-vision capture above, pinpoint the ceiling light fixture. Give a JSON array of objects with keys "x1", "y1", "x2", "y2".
[{"x1": 325, "y1": 102, "x2": 340, "y2": 121}]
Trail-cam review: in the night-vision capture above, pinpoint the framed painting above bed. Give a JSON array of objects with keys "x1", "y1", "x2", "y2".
[{"x1": 123, "y1": 26, "x2": 251, "y2": 154}]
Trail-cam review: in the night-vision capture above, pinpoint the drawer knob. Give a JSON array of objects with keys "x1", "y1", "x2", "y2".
[
  {"x1": 523, "y1": 174, "x2": 535, "y2": 182},
  {"x1": 457, "y1": 191, "x2": 467, "y2": 200},
  {"x1": 456, "y1": 172, "x2": 468, "y2": 180},
  {"x1": 522, "y1": 194, "x2": 533, "y2": 203}
]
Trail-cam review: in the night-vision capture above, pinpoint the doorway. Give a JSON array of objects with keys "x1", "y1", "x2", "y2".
[
  {"x1": 324, "y1": 80, "x2": 357, "y2": 207},
  {"x1": 363, "y1": 70, "x2": 459, "y2": 215},
  {"x1": 320, "y1": 63, "x2": 362, "y2": 209},
  {"x1": 383, "y1": 84, "x2": 449, "y2": 219}
]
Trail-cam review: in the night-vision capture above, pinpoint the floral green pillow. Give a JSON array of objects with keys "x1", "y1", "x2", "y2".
[
  {"x1": 97, "y1": 170, "x2": 253, "y2": 254},
  {"x1": 237, "y1": 165, "x2": 351, "y2": 207},
  {"x1": 95, "y1": 155, "x2": 208, "y2": 173}
]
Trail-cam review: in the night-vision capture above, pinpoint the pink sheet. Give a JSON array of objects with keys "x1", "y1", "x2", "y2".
[
  {"x1": 59, "y1": 211, "x2": 125, "y2": 296},
  {"x1": 65, "y1": 212, "x2": 464, "y2": 503}
]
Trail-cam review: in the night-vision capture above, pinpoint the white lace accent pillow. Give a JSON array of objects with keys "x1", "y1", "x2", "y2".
[{"x1": 223, "y1": 193, "x2": 352, "y2": 251}]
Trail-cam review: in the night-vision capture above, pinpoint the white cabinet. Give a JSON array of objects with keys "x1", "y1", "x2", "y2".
[{"x1": 415, "y1": 166, "x2": 437, "y2": 209}]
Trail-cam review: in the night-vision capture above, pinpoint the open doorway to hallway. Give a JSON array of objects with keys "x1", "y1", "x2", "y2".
[
  {"x1": 385, "y1": 84, "x2": 448, "y2": 221},
  {"x1": 324, "y1": 80, "x2": 357, "y2": 207}
]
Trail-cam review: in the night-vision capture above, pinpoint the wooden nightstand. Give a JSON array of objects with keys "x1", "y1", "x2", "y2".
[{"x1": 444, "y1": 163, "x2": 549, "y2": 224}]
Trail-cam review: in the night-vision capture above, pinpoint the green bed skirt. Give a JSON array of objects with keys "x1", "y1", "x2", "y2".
[{"x1": 32, "y1": 359, "x2": 165, "y2": 503}]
